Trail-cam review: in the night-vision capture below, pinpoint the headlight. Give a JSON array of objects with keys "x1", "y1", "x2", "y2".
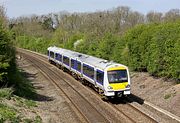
[
  {"x1": 126, "y1": 84, "x2": 130, "y2": 88},
  {"x1": 107, "y1": 86, "x2": 113, "y2": 90}
]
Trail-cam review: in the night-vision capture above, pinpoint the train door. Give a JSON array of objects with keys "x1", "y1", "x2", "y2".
[
  {"x1": 74, "y1": 59, "x2": 77, "y2": 72},
  {"x1": 94, "y1": 69, "x2": 97, "y2": 87}
]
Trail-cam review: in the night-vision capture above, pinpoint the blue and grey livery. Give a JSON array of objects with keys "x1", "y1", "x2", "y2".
[{"x1": 47, "y1": 46, "x2": 130, "y2": 98}]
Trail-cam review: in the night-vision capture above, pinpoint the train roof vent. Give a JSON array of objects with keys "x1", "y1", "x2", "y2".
[
  {"x1": 106, "y1": 61, "x2": 114, "y2": 67},
  {"x1": 100, "y1": 60, "x2": 108, "y2": 63}
]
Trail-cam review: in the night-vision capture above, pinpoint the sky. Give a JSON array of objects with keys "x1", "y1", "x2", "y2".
[{"x1": 0, "y1": 0, "x2": 180, "y2": 18}]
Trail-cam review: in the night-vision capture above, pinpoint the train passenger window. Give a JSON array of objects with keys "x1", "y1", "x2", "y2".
[
  {"x1": 55, "y1": 53, "x2": 58, "y2": 60},
  {"x1": 50, "y1": 51, "x2": 54, "y2": 58},
  {"x1": 96, "y1": 70, "x2": 104, "y2": 85},
  {"x1": 77, "y1": 61, "x2": 81, "y2": 72},
  {"x1": 55, "y1": 53, "x2": 62, "y2": 61},
  {"x1": 71, "y1": 59, "x2": 76, "y2": 69},
  {"x1": 59, "y1": 54, "x2": 62, "y2": 61},
  {"x1": 63, "y1": 56, "x2": 69, "y2": 66},
  {"x1": 83, "y1": 64, "x2": 94, "y2": 79}
]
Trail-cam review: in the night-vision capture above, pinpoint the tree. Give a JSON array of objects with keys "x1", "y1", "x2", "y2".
[
  {"x1": 0, "y1": 5, "x2": 7, "y2": 27},
  {"x1": 146, "y1": 12, "x2": 163, "y2": 23},
  {"x1": 0, "y1": 21, "x2": 16, "y2": 86},
  {"x1": 164, "y1": 9, "x2": 180, "y2": 22}
]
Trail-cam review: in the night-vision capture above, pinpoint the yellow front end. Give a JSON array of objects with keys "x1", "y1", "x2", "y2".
[
  {"x1": 109, "y1": 82, "x2": 129, "y2": 91},
  {"x1": 106, "y1": 66, "x2": 130, "y2": 96}
]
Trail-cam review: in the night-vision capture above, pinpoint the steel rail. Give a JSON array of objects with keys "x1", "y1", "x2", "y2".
[
  {"x1": 17, "y1": 48, "x2": 179, "y2": 123},
  {"x1": 21, "y1": 52, "x2": 112, "y2": 123}
]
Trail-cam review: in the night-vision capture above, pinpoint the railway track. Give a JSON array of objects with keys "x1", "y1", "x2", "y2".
[
  {"x1": 22, "y1": 53, "x2": 112, "y2": 123},
  {"x1": 108, "y1": 98, "x2": 157, "y2": 123},
  {"x1": 19, "y1": 50, "x2": 128, "y2": 122},
  {"x1": 18, "y1": 48, "x2": 176, "y2": 123}
]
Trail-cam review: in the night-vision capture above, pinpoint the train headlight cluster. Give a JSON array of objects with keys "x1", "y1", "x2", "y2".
[{"x1": 107, "y1": 86, "x2": 113, "y2": 90}]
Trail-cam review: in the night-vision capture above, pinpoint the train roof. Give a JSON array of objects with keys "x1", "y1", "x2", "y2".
[{"x1": 48, "y1": 46, "x2": 127, "y2": 70}]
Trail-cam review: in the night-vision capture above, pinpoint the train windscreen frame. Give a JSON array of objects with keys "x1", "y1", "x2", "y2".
[{"x1": 108, "y1": 70, "x2": 128, "y2": 83}]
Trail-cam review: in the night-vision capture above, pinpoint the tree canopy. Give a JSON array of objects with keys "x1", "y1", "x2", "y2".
[{"x1": 10, "y1": 7, "x2": 180, "y2": 81}]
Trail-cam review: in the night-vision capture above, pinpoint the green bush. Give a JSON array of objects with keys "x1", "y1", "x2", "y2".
[
  {"x1": 15, "y1": 35, "x2": 51, "y2": 54},
  {"x1": 0, "y1": 88, "x2": 13, "y2": 99},
  {"x1": 123, "y1": 21, "x2": 180, "y2": 80},
  {"x1": 0, "y1": 103, "x2": 18, "y2": 122},
  {"x1": 63, "y1": 32, "x2": 84, "y2": 50},
  {"x1": 0, "y1": 21, "x2": 16, "y2": 86},
  {"x1": 97, "y1": 33, "x2": 119, "y2": 60},
  {"x1": 12, "y1": 70, "x2": 36, "y2": 98},
  {"x1": 13, "y1": 18, "x2": 180, "y2": 81}
]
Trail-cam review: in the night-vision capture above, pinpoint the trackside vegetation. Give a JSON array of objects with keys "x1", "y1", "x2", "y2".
[
  {"x1": 13, "y1": 22, "x2": 180, "y2": 82},
  {"x1": 0, "y1": 21, "x2": 16, "y2": 87},
  {"x1": 122, "y1": 22, "x2": 180, "y2": 80},
  {"x1": 0, "y1": 6, "x2": 42, "y2": 122},
  {"x1": 110, "y1": 22, "x2": 179, "y2": 79},
  {"x1": 73, "y1": 21, "x2": 180, "y2": 80},
  {"x1": 0, "y1": 4, "x2": 179, "y2": 122},
  {"x1": 0, "y1": 8, "x2": 35, "y2": 97},
  {"x1": 10, "y1": 7, "x2": 180, "y2": 82}
]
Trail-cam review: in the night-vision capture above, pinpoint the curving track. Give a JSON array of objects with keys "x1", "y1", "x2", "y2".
[
  {"x1": 18, "y1": 50, "x2": 128, "y2": 123},
  {"x1": 17, "y1": 48, "x2": 160, "y2": 123}
]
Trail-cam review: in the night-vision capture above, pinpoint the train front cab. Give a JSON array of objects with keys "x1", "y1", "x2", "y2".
[{"x1": 104, "y1": 65, "x2": 130, "y2": 98}]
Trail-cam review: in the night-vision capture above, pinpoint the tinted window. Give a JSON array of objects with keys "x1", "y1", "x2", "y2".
[
  {"x1": 63, "y1": 56, "x2": 69, "y2": 66},
  {"x1": 96, "y1": 70, "x2": 104, "y2": 85},
  {"x1": 71, "y1": 59, "x2": 76, "y2": 69},
  {"x1": 108, "y1": 70, "x2": 128, "y2": 83},
  {"x1": 55, "y1": 53, "x2": 62, "y2": 61},
  {"x1": 83, "y1": 64, "x2": 94, "y2": 79},
  {"x1": 77, "y1": 61, "x2": 81, "y2": 72}
]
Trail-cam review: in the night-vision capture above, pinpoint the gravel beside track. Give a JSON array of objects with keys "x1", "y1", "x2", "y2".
[
  {"x1": 17, "y1": 48, "x2": 177, "y2": 123},
  {"x1": 110, "y1": 101, "x2": 157, "y2": 123},
  {"x1": 17, "y1": 55, "x2": 83, "y2": 123},
  {"x1": 18, "y1": 50, "x2": 128, "y2": 123},
  {"x1": 22, "y1": 54, "x2": 111, "y2": 123}
]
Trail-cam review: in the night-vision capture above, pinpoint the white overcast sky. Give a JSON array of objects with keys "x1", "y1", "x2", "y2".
[{"x1": 0, "y1": 0, "x2": 180, "y2": 18}]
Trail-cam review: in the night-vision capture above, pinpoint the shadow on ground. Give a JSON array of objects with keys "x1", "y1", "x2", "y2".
[
  {"x1": 15, "y1": 70, "x2": 55, "y2": 102},
  {"x1": 107, "y1": 94, "x2": 144, "y2": 105}
]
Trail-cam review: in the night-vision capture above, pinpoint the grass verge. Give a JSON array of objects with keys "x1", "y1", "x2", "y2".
[
  {"x1": 0, "y1": 103, "x2": 20, "y2": 122},
  {"x1": 0, "y1": 68, "x2": 41, "y2": 123}
]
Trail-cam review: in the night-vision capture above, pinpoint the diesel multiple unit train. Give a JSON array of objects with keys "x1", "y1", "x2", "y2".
[{"x1": 47, "y1": 46, "x2": 130, "y2": 98}]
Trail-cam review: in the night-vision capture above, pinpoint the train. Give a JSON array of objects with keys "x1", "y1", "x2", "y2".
[{"x1": 47, "y1": 46, "x2": 130, "y2": 98}]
